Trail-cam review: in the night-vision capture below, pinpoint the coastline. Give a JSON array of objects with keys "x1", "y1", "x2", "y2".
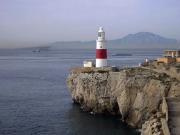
[{"x1": 66, "y1": 65, "x2": 180, "y2": 135}]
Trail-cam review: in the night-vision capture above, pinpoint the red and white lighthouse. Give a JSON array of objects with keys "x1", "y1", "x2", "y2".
[{"x1": 96, "y1": 27, "x2": 107, "y2": 67}]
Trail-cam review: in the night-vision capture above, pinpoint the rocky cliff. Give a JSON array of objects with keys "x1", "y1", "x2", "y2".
[{"x1": 66, "y1": 67, "x2": 180, "y2": 128}]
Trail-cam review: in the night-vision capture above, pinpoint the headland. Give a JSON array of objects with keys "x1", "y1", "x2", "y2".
[{"x1": 66, "y1": 62, "x2": 180, "y2": 135}]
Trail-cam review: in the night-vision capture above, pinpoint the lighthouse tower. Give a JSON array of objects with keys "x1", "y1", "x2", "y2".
[{"x1": 96, "y1": 27, "x2": 107, "y2": 67}]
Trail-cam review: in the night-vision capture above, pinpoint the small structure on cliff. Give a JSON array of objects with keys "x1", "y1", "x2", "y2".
[
  {"x1": 96, "y1": 27, "x2": 108, "y2": 67},
  {"x1": 83, "y1": 60, "x2": 94, "y2": 67},
  {"x1": 157, "y1": 50, "x2": 180, "y2": 64}
]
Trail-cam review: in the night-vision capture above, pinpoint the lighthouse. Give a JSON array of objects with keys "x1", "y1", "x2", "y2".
[{"x1": 96, "y1": 27, "x2": 107, "y2": 67}]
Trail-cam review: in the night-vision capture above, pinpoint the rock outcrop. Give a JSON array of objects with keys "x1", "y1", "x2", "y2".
[{"x1": 66, "y1": 67, "x2": 180, "y2": 128}]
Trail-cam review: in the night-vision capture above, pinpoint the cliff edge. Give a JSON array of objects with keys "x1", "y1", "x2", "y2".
[{"x1": 66, "y1": 67, "x2": 180, "y2": 129}]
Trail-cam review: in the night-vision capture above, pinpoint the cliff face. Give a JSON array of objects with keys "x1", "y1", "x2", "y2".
[{"x1": 66, "y1": 67, "x2": 180, "y2": 128}]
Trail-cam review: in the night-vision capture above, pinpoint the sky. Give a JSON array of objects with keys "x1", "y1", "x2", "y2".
[{"x1": 0, "y1": 0, "x2": 180, "y2": 48}]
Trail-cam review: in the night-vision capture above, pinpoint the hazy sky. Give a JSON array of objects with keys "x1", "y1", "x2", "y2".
[{"x1": 0, "y1": 0, "x2": 180, "y2": 48}]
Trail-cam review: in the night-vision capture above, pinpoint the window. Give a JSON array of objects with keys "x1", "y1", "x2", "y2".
[
  {"x1": 98, "y1": 32, "x2": 102, "y2": 37},
  {"x1": 98, "y1": 32, "x2": 105, "y2": 38}
]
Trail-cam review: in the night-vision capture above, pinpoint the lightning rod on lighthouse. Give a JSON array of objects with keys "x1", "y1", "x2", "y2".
[{"x1": 96, "y1": 27, "x2": 107, "y2": 67}]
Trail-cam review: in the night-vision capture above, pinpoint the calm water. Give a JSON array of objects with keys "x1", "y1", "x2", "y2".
[{"x1": 0, "y1": 48, "x2": 162, "y2": 135}]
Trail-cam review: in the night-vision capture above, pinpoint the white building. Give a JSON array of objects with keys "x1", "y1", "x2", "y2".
[{"x1": 83, "y1": 60, "x2": 94, "y2": 67}]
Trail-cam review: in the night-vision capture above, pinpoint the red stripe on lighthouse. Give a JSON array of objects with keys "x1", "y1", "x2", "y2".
[{"x1": 96, "y1": 49, "x2": 107, "y2": 59}]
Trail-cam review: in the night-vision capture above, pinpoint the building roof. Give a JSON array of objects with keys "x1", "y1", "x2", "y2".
[{"x1": 164, "y1": 50, "x2": 180, "y2": 52}]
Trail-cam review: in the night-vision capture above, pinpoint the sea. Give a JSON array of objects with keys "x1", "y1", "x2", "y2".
[{"x1": 0, "y1": 48, "x2": 163, "y2": 135}]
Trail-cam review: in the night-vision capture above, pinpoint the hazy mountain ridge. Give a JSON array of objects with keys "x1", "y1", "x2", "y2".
[
  {"x1": 49, "y1": 32, "x2": 179, "y2": 49},
  {"x1": 111, "y1": 32, "x2": 177, "y2": 44}
]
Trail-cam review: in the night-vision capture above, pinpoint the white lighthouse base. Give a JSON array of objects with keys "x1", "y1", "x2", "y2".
[{"x1": 96, "y1": 59, "x2": 107, "y2": 67}]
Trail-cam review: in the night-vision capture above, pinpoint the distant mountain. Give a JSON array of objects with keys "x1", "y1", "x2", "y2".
[
  {"x1": 49, "y1": 32, "x2": 179, "y2": 49},
  {"x1": 109, "y1": 32, "x2": 178, "y2": 48}
]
